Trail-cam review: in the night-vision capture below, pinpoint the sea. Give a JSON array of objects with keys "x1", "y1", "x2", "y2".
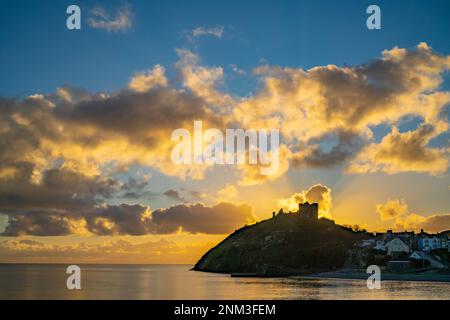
[{"x1": 1, "y1": 264, "x2": 449, "y2": 300}]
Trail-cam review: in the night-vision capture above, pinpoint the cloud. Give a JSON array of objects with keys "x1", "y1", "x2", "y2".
[
  {"x1": 375, "y1": 199, "x2": 450, "y2": 232},
  {"x1": 86, "y1": 204, "x2": 151, "y2": 236},
  {"x1": 395, "y1": 213, "x2": 450, "y2": 233},
  {"x1": 229, "y1": 64, "x2": 246, "y2": 75},
  {"x1": 418, "y1": 214, "x2": 450, "y2": 232},
  {"x1": 235, "y1": 43, "x2": 450, "y2": 173},
  {"x1": 2, "y1": 43, "x2": 448, "y2": 191},
  {"x1": 0, "y1": 238, "x2": 214, "y2": 264},
  {"x1": 1, "y1": 212, "x2": 88, "y2": 237},
  {"x1": 376, "y1": 199, "x2": 409, "y2": 221},
  {"x1": 1, "y1": 201, "x2": 256, "y2": 236},
  {"x1": 117, "y1": 175, "x2": 155, "y2": 199},
  {"x1": 347, "y1": 124, "x2": 448, "y2": 174},
  {"x1": 176, "y1": 49, "x2": 233, "y2": 108},
  {"x1": 128, "y1": 65, "x2": 168, "y2": 92},
  {"x1": 278, "y1": 184, "x2": 333, "y2": 218},
  {"x1": 215, "y1": 184, "x2": 238, "y2": 202},
  {"x1": 163, "y1": 189, "x2": 184, "y2": 202},
  {"x1": 0, "y1": 166, "x2": 118, "y2": 215},
  {"x1": 0, "y1": 165, "x2": 119, "y2": 237},
  {"x1": 237, "y1": 144, "x2": 291, "y2": 186},
  {"x1": 191, "y1": 26, "x2": 224, "y2": 39},
  {"x1": 0, "y1": 81, "x2": 223, "y2": 182},
  {"x1": 185, "y1": 190, "x2": 207, "y2": 200},
  {"x1": 292, "y1": 129, "x2": 368, "y2": 168},
  {"x1": 88, "y1": 5, "x2": 133, "y2": 32}
]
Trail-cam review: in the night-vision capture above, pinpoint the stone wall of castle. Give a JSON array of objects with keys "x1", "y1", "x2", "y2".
[{"x1": 298, "y1": 202, "x2": 318, "y2": 220}]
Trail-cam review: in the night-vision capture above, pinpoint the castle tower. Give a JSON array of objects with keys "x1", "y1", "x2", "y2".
[{"x1": 298, "y1": 202, "x2": 318, "y2": 220}]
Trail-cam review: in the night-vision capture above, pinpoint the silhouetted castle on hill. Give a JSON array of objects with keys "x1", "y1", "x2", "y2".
[
  {"x1": 298, "y1": 202, "x2": 319, "y2": 220},
  {"x1": 273, "y1": 202, "x2": 319, "y2": 221}
]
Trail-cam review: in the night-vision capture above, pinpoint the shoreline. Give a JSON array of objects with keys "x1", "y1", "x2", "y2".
[{"x1": 299, "y1": 270, "x2": 450, "y2": 283}]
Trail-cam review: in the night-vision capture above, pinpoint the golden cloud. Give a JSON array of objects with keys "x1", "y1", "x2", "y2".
[
  {"x1": 235, "y1": 43, "x2": 450, "y2": 173},
  {"x1": 376, "y1": 198, "x2": 409, "y2": 221},
  {"x1": 128, "y1": 64, "x2": 168, "y2": 92},
  {"x1": 347, "y1": 125, "x2": 448, "y2": 174},
  {"x1": 376, "y1": 198, "x2": 450, "y2": 232}
]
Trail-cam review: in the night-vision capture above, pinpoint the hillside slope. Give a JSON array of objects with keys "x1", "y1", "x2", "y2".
[{"x1": 193, "y1": 213, "x2": 368, "y2": 276}]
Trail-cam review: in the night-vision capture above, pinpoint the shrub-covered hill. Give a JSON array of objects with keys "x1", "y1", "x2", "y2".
[{"x1": 193, "y1": 213, "x2": 369, "y2": 276}]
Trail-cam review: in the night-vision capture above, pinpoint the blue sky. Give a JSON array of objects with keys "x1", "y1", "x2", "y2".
[{"x1": 1, "y1": 0, "x2": 450, "y2": 96}]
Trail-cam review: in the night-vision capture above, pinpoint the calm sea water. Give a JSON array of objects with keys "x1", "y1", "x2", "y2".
[{"x1": 1, "y1": 264, "x2": 449, "y2": 300}]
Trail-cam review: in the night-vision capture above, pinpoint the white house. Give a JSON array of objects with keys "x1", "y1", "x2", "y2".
[{"x1": 385, "y1": 238, "x2": 409, "y2": 256}]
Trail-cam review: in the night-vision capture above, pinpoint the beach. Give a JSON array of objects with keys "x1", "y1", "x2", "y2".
[{"x1": 303, "y1": 270, "x2": 450, "y2": 283}]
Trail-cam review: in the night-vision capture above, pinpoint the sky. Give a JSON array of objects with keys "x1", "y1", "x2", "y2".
[{"x1": 0, "y1": 0, "x2": 449, "y2": 264}]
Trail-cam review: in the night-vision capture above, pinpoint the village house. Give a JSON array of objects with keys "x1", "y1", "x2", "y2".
[
  {"x1": 384, "y1": 238, "x2": 410, "y2": 257},
  {"x1": 410, "y1": 251, "x2": 445, "y2": 269},
  {"x1": 357, "y1": 230, "x2": 449, "y2": 272},
  {"x1": 418, "y1": 236, "x2": 448, "y2": 252}
]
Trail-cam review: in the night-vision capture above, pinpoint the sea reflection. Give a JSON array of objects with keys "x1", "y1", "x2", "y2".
[{"x1": 1, "y1": 264, "x2": 449, "y2": 300}]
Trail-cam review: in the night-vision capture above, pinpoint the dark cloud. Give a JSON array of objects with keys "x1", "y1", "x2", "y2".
[
  {"x1": 87, "y1": 204, "x2": 151, "y2": 236},
  {"x1": 0, "y1": 97, "x2": 56, "y2": 166},
  {"x1": 376, "y1": 124, "x2": 440, "y2": 163},
  {"x1": 163, "y1": 189, "x2": 184, "y2": 202},
  {"x1": 56, "y1": 88, "x2": 222, "y2": 147},
  {"x1": 419, "y1": 214, "x2": 450, "y2": 233},
  {"x1": 348, "y1": 124, "x2": 448, "y2": 174},
  {"x1": 117, "y1": 177, "x2": 156, "y2": 200},
  {"x1": 1, "y1": 202, "x2": 256, "y2": 237},
  {"x1": 0, "y1": 166, "x2": 118, "y2": 213},
  {"x1": 394, "y1": 212, "x2": 450, "y2": 233},
  {"x1": 119, "y1": 190, "x2": 156, "y2": 200},
  {"x1": 1, "y1": 210, "x2": 81, "y2": 237},
  {"x1": 179, "y1": 188, "x2": 206, "y2": 200},
  {"x1": 292, "y1": 130, "x2": 366, "y2": 168}
]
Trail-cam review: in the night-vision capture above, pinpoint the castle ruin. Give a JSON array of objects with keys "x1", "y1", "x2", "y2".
[
  {"x1": 273, "y1": 202, "x2": 319, "y2": 220},
  {"x1": 298, "y1": 202, "x2": 319, "y2": 220}
]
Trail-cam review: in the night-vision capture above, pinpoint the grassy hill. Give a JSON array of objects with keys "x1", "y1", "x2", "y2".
[{"x1": 193, "y1": 213, "x2": 369, "y2": 276}]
